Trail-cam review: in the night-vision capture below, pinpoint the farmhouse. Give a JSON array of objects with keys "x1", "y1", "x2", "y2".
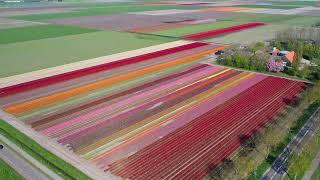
[{"x1": 270, "y1": 48, "x2": 295, "y2": 66}]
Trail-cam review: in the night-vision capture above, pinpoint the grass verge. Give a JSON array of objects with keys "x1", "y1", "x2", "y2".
[
  {"x1": 287, "y1": 129, "x2": 320, "y2": 179},
  {"x1": 312, "y1": 162, "x2": 320, "y2": 180},
  {"x1": 0, "y1": 158, "x2": 24, "y2": 180},
  {"x1": 0, "y1": 120, "x2": 91, "y2": 180},
  {"x1": 248, "y1": 101, "x2": 320, "y2": 179}
]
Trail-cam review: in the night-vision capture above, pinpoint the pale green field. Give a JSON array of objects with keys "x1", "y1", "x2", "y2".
[
  {"x1": 206, "y1": 15, "x2": 320, "y2": 45},
  {"x1": 0, "y1": 30, "x2": 174, "y2": 78}
]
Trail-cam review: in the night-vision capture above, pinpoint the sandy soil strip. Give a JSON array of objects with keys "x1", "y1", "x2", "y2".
[{"x1": 0, "y1": 40, "x2": 192, "y2": 88}]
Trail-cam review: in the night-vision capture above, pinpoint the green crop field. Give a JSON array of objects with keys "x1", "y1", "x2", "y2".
[
  {"x1": 0, "y1": 24, "x2": 99, "y2": 44},
  {"x1": 0, "y1": 30, "x2": 174, "y2": 78},
  {"x1": 12, "y1": 4, "x2": 204, "y2": 21},
  {"x1": 206, "y1": 24, "x2": 289, "y2": 44}
]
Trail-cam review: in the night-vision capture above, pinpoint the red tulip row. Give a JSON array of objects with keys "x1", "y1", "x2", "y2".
[
  {"x1": 182, "y1": 22, "x2": 266, "y2": 40},
  {"x1": 108, "y1": 77, "x2": 305, "y2": 179},
  {"x1": 0, "y1": 42, "x2": 207, "y2": 97}
]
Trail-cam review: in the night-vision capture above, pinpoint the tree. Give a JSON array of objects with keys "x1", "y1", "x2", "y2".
[
  {"x1": 225, "y1": 56, "x2": 234, "y2": 66},
  {"x1": 250, "y1": 50, "x2": 270, "y2": 71},
  {"x1": 296, "y1": 66, "x2": 311, "y2": 79},
  {"x1": 272, "y1": 40, "x2": 282, "y2": 50},
  {"x1": 292, "y1": 42, "x2": 303, "y2": 72},
  {"x1": 234, "y1": 52, "x2": 249, "y2": 69},
  {"x1": 249, "y1": 41, "x2": 265, "y2": 53},
  {"x1": 234, "y1": 156, "x2": 255, "y2": 176},
  {"x1": 308, "y1": 66, "x2": 320, "y2": 81}
]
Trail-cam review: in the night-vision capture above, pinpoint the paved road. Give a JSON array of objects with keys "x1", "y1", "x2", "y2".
[
  {"x1": 262, "y1": 107, "x2": 320, "y2": 180},
  {"x1": 0, "y1": 134, "x2": 62, "y2": 180}
]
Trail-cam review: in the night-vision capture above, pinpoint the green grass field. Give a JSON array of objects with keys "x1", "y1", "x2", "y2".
[
  {"x1": 0, "y1": 158, "x2": 24, "y2": 180},
  {"x1": 206, "y1": 24, "x2": 289, "y2": 45},
  {"x1": 0, "y1": 120, "x2": 90, "y2": 180},
  {"x1": 0, "y1": 24, "x2": 99, "y2": 44},
  {"x1": 0, "y1": 30, "x2": 175, "y2": 78},
  {"x1": 12, "y1": 4, "x2": 204, "y2": 21}
]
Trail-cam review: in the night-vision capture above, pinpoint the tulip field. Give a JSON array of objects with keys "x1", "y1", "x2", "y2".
[
  {"x1": 1, "y1": 0, "x2": 317, "y2": 178},
  {"x1": 0, "y1": 39, "x2": 306, "y2": 179}
]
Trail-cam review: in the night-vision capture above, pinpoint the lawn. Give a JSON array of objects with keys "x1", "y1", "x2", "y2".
[
  {"x1": 0, "y1": 24, "x2": 99, "y2": 44},
  {"x1": 0, "y1": 30, "x2": 175, "y2": 78},
  {"x1": 0, "y1": 158, "x2": 24, "y2": 180},
  {"x1": 0, "y1": 120, "x2": 90, "y2": 179},
  {"x1": 12, "y1": 4, "x2": 204, "y2": 21}
]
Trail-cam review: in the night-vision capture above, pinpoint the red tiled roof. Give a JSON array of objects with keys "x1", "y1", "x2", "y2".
[{"x1": 285, "y1": 51, "x2": 295, "y2": 63}]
